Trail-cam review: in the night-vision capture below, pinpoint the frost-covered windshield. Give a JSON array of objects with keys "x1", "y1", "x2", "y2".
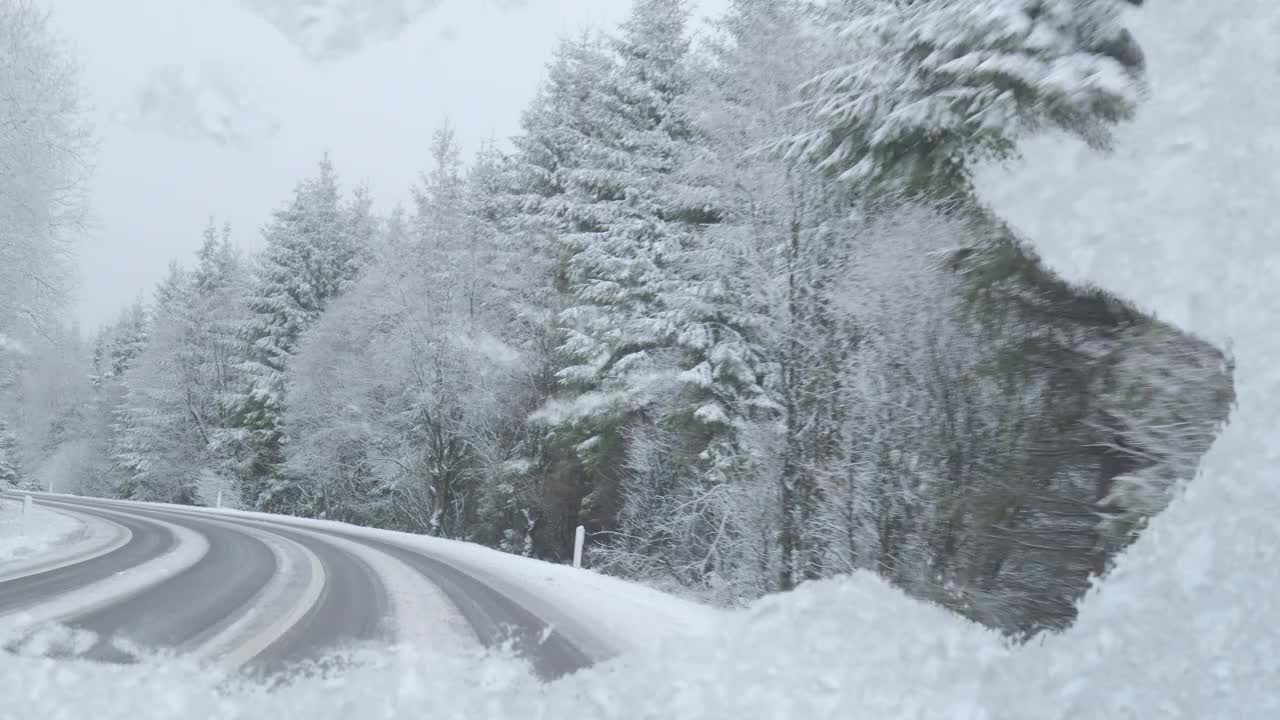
[{"x1": 0, "y1": 1, "x2": 1273, "y2": 718}]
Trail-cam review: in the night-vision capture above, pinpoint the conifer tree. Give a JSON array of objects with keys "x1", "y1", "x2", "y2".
[{"x1": 231, "y1": 155, "x2": 365, "y2": 512}]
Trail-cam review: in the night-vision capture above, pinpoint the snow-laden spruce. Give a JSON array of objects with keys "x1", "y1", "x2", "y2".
[
  {"x1": 229, "y1": 156, "x2": 370, "y2": 512},
  {"x1": 112, "y1": 224, "x2": 248, "y2": 506},
  {"x1": 283, "y1": 127, "x2": 537, "y2": 543},
  {"x1": 785, "y1": 0, "x2": 1146, "y2": 193}
]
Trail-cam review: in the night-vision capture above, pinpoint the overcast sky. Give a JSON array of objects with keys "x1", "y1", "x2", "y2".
[{"x1": 47, "y1": 0, "x2": 728, "y2": 331}]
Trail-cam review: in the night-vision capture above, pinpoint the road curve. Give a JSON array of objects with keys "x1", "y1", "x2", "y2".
[
  {"x1": 349, "y1": 534, "x2": 592, "y2": 680},
  {"x1": 43, "y1": 500, "x2": 279, "y2": 664},
  {"x1": 26, "y1": 495, "x2": 392, "y2": 675},
  {"x1": 135, "y1": 503, "x2": 599, "y2": 680},
  {"x1": 2, "y1": 493, "x2": 598, "y2": 681},
  {"x1": 0, "y1": 504, "x2": 176, "y2": 617}
]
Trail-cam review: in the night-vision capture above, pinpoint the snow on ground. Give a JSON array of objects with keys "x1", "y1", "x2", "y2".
[
  {"x1": 2, "y1": 0, "x2": 1277, "y2": 716},
  {"x1": 0, "y1": 497, "x2": 83, "y2": 565},
  {"x1": 0, "y1": 572, "x2": 1000, "y2": 720}
]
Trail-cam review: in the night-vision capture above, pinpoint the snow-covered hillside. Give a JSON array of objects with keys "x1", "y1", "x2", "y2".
[{"x1": 1, "y1": 0, "x2": 1275, "y2": 717}]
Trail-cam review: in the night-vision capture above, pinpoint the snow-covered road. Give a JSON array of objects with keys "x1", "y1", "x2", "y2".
[{"x1": 0, "y1": 493, "x2": 649, "y2": 681}]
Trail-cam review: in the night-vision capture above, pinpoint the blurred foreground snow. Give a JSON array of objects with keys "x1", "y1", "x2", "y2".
[
  {"x1": 238, "y1": 0, "x2": 444, "y2": 61},
  {"x1": 116, "y1": 64, "x2": 279, "y2": 149},
  {"x1": 2, "y1": 0, "x2": 1276, "y2": 717},
  {"x1": 237, "y1": 0, "x2": 531, "y2": 61},
  {"x1": 972, "y1": 0, "x2": 1280, "y2": 716}
]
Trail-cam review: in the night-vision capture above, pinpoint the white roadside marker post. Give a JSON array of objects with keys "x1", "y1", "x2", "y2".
[
  {"x1": 573, "y1": 525, "x2": 585, "y2": 569},
  {"x1": 21, "y1": 494, "x2": 32, "y2": 536},
  {"x1": 47, "y1": 477, "x2": 53, "y2": 493},
  {"x1": 216, "y1": 491, "x2": 223, "y2": 509}
]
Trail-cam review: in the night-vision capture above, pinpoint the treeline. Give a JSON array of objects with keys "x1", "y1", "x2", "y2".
[{"x1": 1, "y1": 0, "x2": 1234, "y2": 637}]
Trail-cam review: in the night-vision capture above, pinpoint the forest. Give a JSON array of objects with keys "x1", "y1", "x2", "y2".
[{"x1": 0, "y1": 0, "x2": 1233, "y2": 639}]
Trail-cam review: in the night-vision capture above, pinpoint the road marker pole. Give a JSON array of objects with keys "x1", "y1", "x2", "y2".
[
  {"x1": 216, "y1": 491, "x2": 223, "y2": 509},
  {"x1": 573, "y1": 525, "x2": 585, "y2": 568}
]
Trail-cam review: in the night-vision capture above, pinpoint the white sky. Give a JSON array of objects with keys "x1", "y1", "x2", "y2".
[{"x1": 47, "y1": 0, "x2": 728, "y2": 330}]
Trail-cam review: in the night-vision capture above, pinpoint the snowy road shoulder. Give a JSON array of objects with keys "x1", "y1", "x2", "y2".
[
  {"x1": 0, "y1": 495, "x2": 109, "y2": 579},
  {"x1": 0, "y1": 504, "x2": 209, "y2": 631}
]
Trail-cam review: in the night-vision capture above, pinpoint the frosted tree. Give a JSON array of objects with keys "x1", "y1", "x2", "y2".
[
  {"x1": 89, "y1": 300, "x2": 152, "y2": 499},
  {"x1": 114, "y1": 224, "x2": 248, "y2": 505},
  {"x1": 113, "y1": 265, "x2": 199, "y2": 503},
  {"x1": 8, "y1": 323, "x2": 100, "y2": 496},
  {"x1": 552, "y1": 0, "x2": 697, "y2": 418},
  {"x1": 285, "y1": 128, "x2": 528, "y2": 539},
  {"x1": 282, "y1": 246, "x2": 414, "y2": 527},
  {"x1": 504, "y1": 31, "x2": 627, "y2": 556},
  {"x1": 0, "y1": 0, "x2": 90, "y2": 353},
  {"x1": 784, "y1": 0, "x2": 1147, "y2": 196},
  {"x1": 756, "y1": 0, "x2": 1233, "y2": 635},
  {"x1": 230, "y1": 155, "x2": 366, "y2": 512},
  {"x1": 524, "y1": 0, "x2": 723, "y2": 559},
  {"x1": 108, "y1": 301, "x2": 151, "y2": 379},
  {"x1": 0, "y1": 0, "x2": 93, "y2": 497},
  {"x1": 0, "y1": 419, "x2": 19, "y2": 488},
  {"x1": 590, "y1": 0, "x2": 810, "y2": 597},
  {"x1": 189, "y1": 223, "x2": 252, "y2": 506}
]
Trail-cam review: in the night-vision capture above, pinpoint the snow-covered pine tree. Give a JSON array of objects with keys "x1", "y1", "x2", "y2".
[
  {"x1": 113, "y1": 263, "x2": 198, "y2": 503},
  {"x1": 764, "y1": 0, "x2": 1232, "y2": 636},
  {"x1": 79, "y1": 326, "x2": 123, "y2": 497},
  {"x1": 284, "y1": 128, "x2": 526, "y2": 539},
  {"x1": 90, "y1": 299, "x2": 152, "y2": 499},
  {"x1": 411, "y1": 123, "x2": 469, "y2": 321},
  {"x1": 344, "y1": 184, "x2": 378, "y2": 280},
  {"x1": 231, "y1": 155, "x2": 366, "y2": 513},
  {"x1": 591, "y1": 0, "x2": 807, "y2": 599},
  {"x1": 114, "y1": 223, "x2": 248, "y2": 505},
  {"x1": 454, "y1": 141, "x2": 546, "y2": 553},
  {"x1": 108, "y1": 300, "x2": 150, "y2": 380},
  {"x1": 527, "y1": 0, "x2": 713, "y2": 552},
  {"x1": 785, "y1": 0, "x2": 1147, "y2": 196},
  {"x1": 190, "y1": 222, "x2": 251, "y2": 507},
  {"x1": 662, "y1": 0, "x2": 868, "y2": 595},
  {"x1": 553, "y1": 0, "x2": 695, "y2": 416},
  {"x1": 505, "y1": 31, "x2": 626, "y2": 557}
]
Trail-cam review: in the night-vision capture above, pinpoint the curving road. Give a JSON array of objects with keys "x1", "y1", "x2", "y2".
[{"x1": 0, "y1": 492, "x2": 599, "y2": 681}]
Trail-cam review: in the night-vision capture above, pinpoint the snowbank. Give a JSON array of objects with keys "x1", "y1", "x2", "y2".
[
  {"x1": 554, "y1": 574, "x2": 1002, "y2": 720},
  {"x1": 0, "y1": 497, "x2": 83, "y2": 565},
  {"x1": 0, "y1": 573, "x2": 999, "y2": 720}
]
